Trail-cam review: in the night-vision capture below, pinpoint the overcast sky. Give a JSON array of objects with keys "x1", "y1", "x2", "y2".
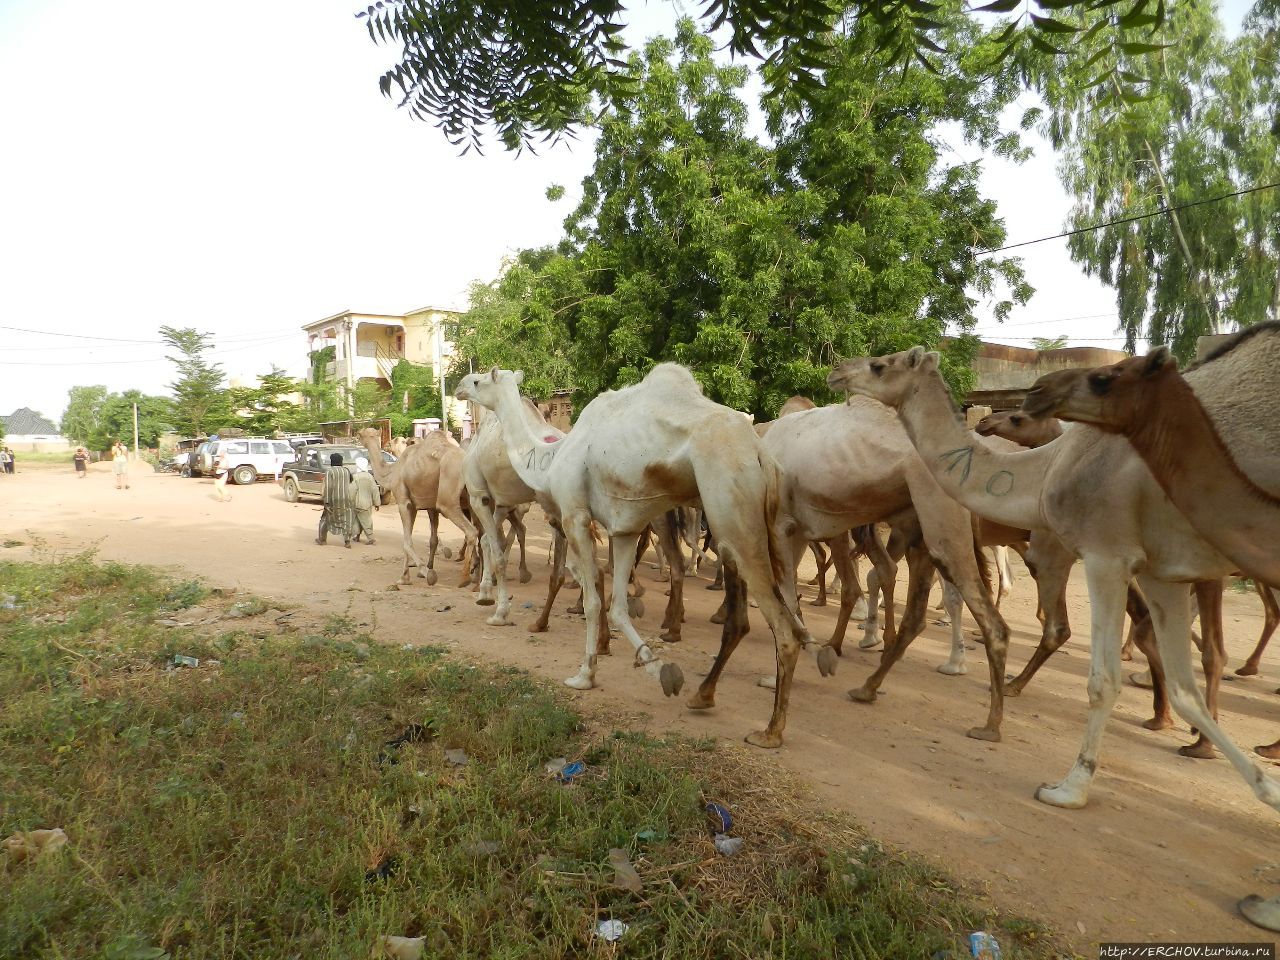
[{"x1": 0, "y1": 0, "x2": 1248, "y2": 422}]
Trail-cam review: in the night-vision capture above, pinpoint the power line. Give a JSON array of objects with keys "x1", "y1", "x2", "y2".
[
  {"x1": 0, "y1": 335, "x2": 299, "y2": 366},
  {"x1": 979, "y1": 180, "x2": 1280, "y2": 256},
  {"x1": 0, "y1": 325, "x2": 300, "y2": 347},
  {"x1": 974, "y1": 312, "x2": 1116, "y2": 331}
]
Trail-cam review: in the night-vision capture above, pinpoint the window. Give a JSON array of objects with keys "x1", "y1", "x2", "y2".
[
  {"x1": 224, "y1": 441, "x2": 248, "y2": 455},
  {"x1": 249, "y1": 441, "x2": 271, "y2": 454},
  {"x1": 272, "y1": 442, "x2": 293, "y2": 455}
]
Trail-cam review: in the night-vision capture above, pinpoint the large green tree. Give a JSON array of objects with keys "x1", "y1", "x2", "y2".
[
  {"x1": 454, "y1": 19, "x2": 1027, "y2": 417},
  {"x1": 357, "y1": 0, "x2": 1175, "y2": 151},
  {"x1": 1032, "y1": 0, "x2": 1280, "y2": 360},
  {"x1": 160, "y1": 327, "x2": 230, "y2": 437},
  {"x1": 60, "y1": 386, "x2": 172, "y2": 451}
]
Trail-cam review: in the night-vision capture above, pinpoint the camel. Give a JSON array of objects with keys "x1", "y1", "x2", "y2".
[
  {"x1": 358, "y1": 428, "x2": 477, "y2": 586},
  {"x1": 1021, "y1": 322, "x2": 1280, "y2": 588},
  {"x1": 827, "y1": 348, "x2": 1279, "y2": 830},
  {"x1": 1238, "y1": 581, "x2": 1280, "y2": 679},
  {"x1": 455, "y1": 365, "x2": 824, "y2": 747},
  {"x1": 388, "y1": 436, "x2": 414, "y2": 457},
  {"x1": 974, "y1": 409, "x2": 1063, "y2": 448},
  {"x1": 461, "y1": 403, "x2": 562, "y2": 626},
  {"x1": 757, "y1": 397, "x2": 1015, "y2": 741}
]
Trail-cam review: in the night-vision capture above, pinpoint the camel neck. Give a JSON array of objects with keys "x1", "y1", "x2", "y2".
[
  {"x1": 895, "y1": 376, "x2": 1048, "y2": 531},
  {"x1": 361, "y1": 439, "x2": 395, "y2": 486},
  {"x1": 492, "y1": 381, "x2": 558, "y2": 494},
  {"x1": 1125, "y1": 372, "x2": 1280, "y2": 586}
]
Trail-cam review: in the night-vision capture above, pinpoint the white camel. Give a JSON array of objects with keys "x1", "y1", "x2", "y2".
[{"x1": 455, "y1": 365, "x2": 824, "y2": 747}]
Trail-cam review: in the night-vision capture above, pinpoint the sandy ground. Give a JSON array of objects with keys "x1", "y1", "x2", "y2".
[{"x1": 4, "y1": 463, "x2": 1280, "y2": 950}]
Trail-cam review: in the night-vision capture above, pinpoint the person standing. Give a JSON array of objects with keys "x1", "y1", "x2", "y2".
[
  {"x1": 350, "y1": 464, "x2": 380, "y2": 545},
  {"x1": 110, "y1": 440, "x2": 129, "y2": 489},
  {"x1": 211, "y1": 446, "x2": 232, "y2": 502},
  {"x1": 317, "y1": 452, "x2": 354, "y2": 548},
  {"x1": 5, "y1": 447, "x2": 14, "y2": 474},
  {"x1": 73, "y1": 447, "x2": 89, "y2": 479},
  {"x1": 0, "y1": 447, "x2": 9, "y2": 476}
]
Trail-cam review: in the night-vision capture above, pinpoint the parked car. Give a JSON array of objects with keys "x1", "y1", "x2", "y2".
[
  {"x1": 188, "y1": 440, "x2": 214, "y2": 478},
  {"x1": 197, "y1": 438, "x2": 298, "y2": 485},
  {"x1": 279, "y1": 444, "x2": 397, "y2": 504}
]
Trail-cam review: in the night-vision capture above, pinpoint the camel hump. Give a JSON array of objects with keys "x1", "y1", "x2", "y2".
[{"x1": 642, "y1": 363, "x2": 704, "y2": 396}]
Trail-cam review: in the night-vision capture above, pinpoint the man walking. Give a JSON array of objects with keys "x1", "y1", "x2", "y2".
[
  {"x1": 111, "y1": 440, "x2": 129, "y2": 489},
  {"x1": 316, "y1": 452, "x2": 354, "y2": 548},
  {"x1": 351, "y1": 465, "x2": 380, "y2": 545}
]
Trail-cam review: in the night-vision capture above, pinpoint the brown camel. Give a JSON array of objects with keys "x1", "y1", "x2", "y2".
[
  {"x1": 974, "y1": 409, "x2": 1063, "y2": 448},
  {"x1": 1022, "y1": 322, "x2": 1280, "y2": 588},
  {"x1": 456, "y1": 365, "x2": 823, "y2": 748},
  {"x1": 358, "y1": 428, "x2": 476, "y2": 586}
]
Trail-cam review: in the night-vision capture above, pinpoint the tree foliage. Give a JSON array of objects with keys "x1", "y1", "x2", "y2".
[
  {"x1": 452, "y1": 19, "x2": 1029, "y2": 416},
  {"x1": 1031, "y1": 0, "x2": 1280, "y2": 360},
  {"x1": 160, "y1": 327, "x2": 230, "y2": 437},
  {"x1": 358, "y1": 0, "x2": 1176, "y2": 151},
  {"x1": 59, "y1": 386, "x2": 173, "y2": 451}
]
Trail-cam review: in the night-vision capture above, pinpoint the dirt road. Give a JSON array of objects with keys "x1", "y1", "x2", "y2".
[{"x1": 4, "y1": 463, "x2": 1280, "y2": 949}]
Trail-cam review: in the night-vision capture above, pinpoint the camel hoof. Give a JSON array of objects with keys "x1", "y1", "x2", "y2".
[
  {"x1": 706, "y1": 583, "x2": 723, "y2": 592},
  {"x1": 1178, "y1": 739, "x2": 1217, "y2": 760},
  {"x1": 1120, "y1": 648, "x2": 1133, "y2": 662},
  {"x1": 1127, "y1": 670, "x2": 1152, "y2": 690},
  {"x1": 816, "y1": 645, "x2": 838, "y2": 678},
  {"x1": 936, "y1": 662, "x2": 968, "y2": 677},
  {"x1": 660, "y1": 663, "x2": 684, "y2": 697},
  {"x1": 659, "y1": 631, "x2": 682, "y2": 644},
  {"x1": 808, "y1": 598, "x2": 827, "y2": 607},
  {"x1": 858, "y1": 634, "x2": 882, "y2": 651},
  {"x1": 757, "y1": 675, "x2": 777, "y2": 690},
  {"x1": 851, "y1": 600, "x2": 869, "y2": 621},
  {"x1": 627, "y1": 597, "x2": 645, "y2": 619},
  {"x1": 1004, "y1": 681, "x2": 1024, "y2": 698},
  {"x1": 564, "y1": 674, "x2": 594, "y2": 691},
  {"x1": 1142, "y1": 715, "x2": 1173, "y2": 731},
  {"x1": 439, "y1": 546, "x2": 453, "y2": 560},
  {"x1": 744, "y1": 729, "x2": 783, "y2": 749},
  {"x1": 1240, "y1": 894, "x2": 1280, "y2": 932},
  {"x1": 476, "y1": 597, "x2": 496, "y2": 607},
  {"x1": 1256, "y1": 743, "x2": 1280, "y2": 761},
  {"x1": 519, "y1": 570, "x2": 532, "y2": 584},
  {"x1": 966, "y1": 726, "x2": 1001, "y2": 743},
  {"x1": 848, "y1": 685, "x2": 877, "y2": 704},
  {"x1": 423, "y1": 570, "x2": 438, "y2": 586},
  {"x1": 1236, "y1": 663, "x2": 1260, "y2": 677},
  {"x1": 568, "y1": 604, "x2": 584, "y2": 616},
  {"x1": 686, "y1": 691, "x2": 714, "y2": 710},
  {"x1": 1035, "y1": 783, "x2": 1088, "y2": 809},
  {"x1": 485, "y1": 614, "x2": 514, "y2": 627},
  {"x1": 709, "y1": 609, "x2": 727, "y2": 625}
]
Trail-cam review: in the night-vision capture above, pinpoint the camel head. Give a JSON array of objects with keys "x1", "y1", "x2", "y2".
[
  {"x1": 974, "y1": 409, "x2": 1062, "y2": 448},
  {"x1": 357, "y1": 426, "x2": 384, "y2": 451},
  {"x1": 454, "y1": 367, "x2": 524, "y2": 410},
  {"x1": 1022, "y1": 347, "x2": 1177, "y2": 433},
  {"x1": 827, "y1": 346, "x2": 940, "y2": 408}
]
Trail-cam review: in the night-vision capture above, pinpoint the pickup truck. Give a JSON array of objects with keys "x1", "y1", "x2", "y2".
[{"x1": 279, "y1": 444, "x2": 397, "y2": 503}]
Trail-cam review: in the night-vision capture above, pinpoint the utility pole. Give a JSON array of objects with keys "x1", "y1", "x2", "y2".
[
  {"x1": 436, "y1": 321, "x2": 448, "y2": 435},
  {"x1": 132, "y1": 403, "x2": 140, "y2": 459}
]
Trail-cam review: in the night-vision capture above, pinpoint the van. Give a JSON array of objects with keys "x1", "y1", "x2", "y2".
[{"x1": 202, "y1": 438, "x2": 297, "y2": 485}]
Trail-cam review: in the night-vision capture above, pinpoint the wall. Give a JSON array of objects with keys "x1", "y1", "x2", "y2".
[
  {"x1": 971, "y1": 344, "x2": 1130, "y2": 392},
  {"x1": 4, "y1": 434, "x2": 71, "y2": 453}
]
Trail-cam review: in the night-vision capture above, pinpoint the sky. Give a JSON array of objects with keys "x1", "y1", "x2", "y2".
[{"x1": 0, "y1": 0, "x2": 1250, "y2": 422}]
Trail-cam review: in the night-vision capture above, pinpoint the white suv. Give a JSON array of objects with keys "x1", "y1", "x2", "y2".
[{"x1": 203, "y1": 438, "x2": 297, "y2": 485}]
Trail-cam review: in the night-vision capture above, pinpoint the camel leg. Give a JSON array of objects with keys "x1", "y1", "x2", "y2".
[
  {"x1": 993, "y1": 545, "x2": 1013, "y2": 608},
  {"x1": 859, "y1": 525, "x2": 900, "y2": 650},
  {"x1": 472, "y1": 497, "x2": 502, "y2": 608},
  {"x1": 1238, "y1": 582, "x2": 1280, "y2": 676},
  {"x1": 808, "y1": 540, "x2": 830, "y2": 605},
  {"x1": 1180, "y1": 580, "x2": 1225, "y2": 759},
  {"x1": 563, "y1": 515, "x2": 607, "y2": 690},
  {"x1": 707, "y1": 541, "x2": 724, "y2": 591},
  {"x1": 510, "y1": 512, "x2": 533, "y2": 584},
  {"x1": 936, "y1": 578, "x2": 967, "y2": 675},
  {"x1": 1127, "y1": 603, "x2": 1174, "y2": 731},
  {"x1": 604, "y1": 532, "x2": 683, "y2": 696},
  {"x1": 1035, "y1": 557, "x2": 1130, "y2": 809},
  {"x1": 688, "y1": 560, "x2": 750, "y2": 710},
  {"x1": 1004, "y1": 533, "x2": 1074, "y2": 696},
  {"x1": 849, "y1": 539, "x2": 934, "y2": 700},
  {"x1": 481, "y1": 504, "x2": 514, "y2": 625},
  {"x1": 530, "y1": 527, "x2": 567, "y2": 633},
  {"x1": 423, "y1": 508, "x2": 443, "y2": 585},
  {"x1": 825, "y1": 533, "x2": 858, "y2": 654},
  {"x1": 656, "y1": 513, "x2": 685, "y2": 643},
  {"x1": 397, "y1": 501, "x2": 432, "y2": 585},
  {"x1": 1137, "y1": 575, "x2": 1280, "y2": 813},
  {"x1": 849, "y1": 549, "x2": 868, "y2": 621},
  {"x1": 437, "y1": 503, "x2": 478, "y2": 589}
]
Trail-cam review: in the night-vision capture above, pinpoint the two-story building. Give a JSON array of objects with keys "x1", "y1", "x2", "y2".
[{"x1": 303, "y1": 306, "x2": 461, "y2": 419}]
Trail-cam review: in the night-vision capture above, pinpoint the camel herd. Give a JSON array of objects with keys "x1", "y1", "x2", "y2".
[{"x1": 354, "y1": 319, "x2": 1280, "y2": 930}]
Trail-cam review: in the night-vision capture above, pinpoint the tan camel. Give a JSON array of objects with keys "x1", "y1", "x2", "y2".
[
  {"x1": 974, "y1": 409, "x2": 1063, "y2": 448},
  {"x1": 757, "y1": 397, "x2": 1014, "y2": 740},
  {"x1": 461, "y1": 403, "x2": 562, "y2": 626},
  {"x1": 1022, "y1": 322, "x2": 1280, "y2": 588},
  {"x1": 388, "y1": 436, "x2": 414, "y2": 457},
  {"x1": 456, "y1": 365, "x2": 823, "y2": 747},
  {"x1": 828, "y1": 349, "x2": 1279, "y2": 827},
  {"x1": 358, "y1": 428, "x2": 476, "y2": 586}
]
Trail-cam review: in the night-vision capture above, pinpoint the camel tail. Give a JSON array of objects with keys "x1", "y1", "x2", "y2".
[
  {"x1": 759, "y1": 452, "x2": 789, "y2": 590},
  {"x1": 851, "y1": 524, "x2": 875, "y2": 561}
]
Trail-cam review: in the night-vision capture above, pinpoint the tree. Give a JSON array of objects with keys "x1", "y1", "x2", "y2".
[
  {"x1": 450, "y1": 19, "x2": 1028, "y2": 416},
  {"x1": 60, "y1": 385, "x2": 110, "y2": 449},
  {"x1": 1031, "y1": 335, "x2": 1069, "y2": 350},
  {"x1": 1031, "y1": 1, "x2": 1280, "y2": 361},
  {"x1": 60, "y1": 386, "x2": 171, "y2": 450},
  {"x1": 358, "y1": 0, "x2": 1173, "y2": 151},
  {"x1": 160, "y1": 326, "x2": 229, "y2": 436},
  {"x1": 386, "y1": 360, "x2": 442, "y2": 435}
]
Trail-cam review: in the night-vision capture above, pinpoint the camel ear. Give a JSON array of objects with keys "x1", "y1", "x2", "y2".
[
  {"x1": 922, "y1": 351, "x2": 940, "y2": 372},
  {"x1": 489, "y1": 366, "x2": 500, "y2": 383},
  {"x1": 513, "y1": 370, "x2": 525, "y2": 386},
  {"x1": 1143, "y1": 345, "x2": 1175, "y2": 376},
  {"x1": 905, "y1": 346, "x2": 927, "y2": 368}
]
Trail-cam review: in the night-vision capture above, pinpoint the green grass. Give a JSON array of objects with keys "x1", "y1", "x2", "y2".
[{"x1": 0, "y1": 555, "x2": 1063, "y2": 960}]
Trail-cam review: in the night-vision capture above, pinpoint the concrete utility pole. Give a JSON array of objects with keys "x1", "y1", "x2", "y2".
[
  {"x1": 436, "y1": 320, "x2": 448, "y2": 434},
  {"x1": 132, "y1": 403, "x2": 140, "y2": 458}
]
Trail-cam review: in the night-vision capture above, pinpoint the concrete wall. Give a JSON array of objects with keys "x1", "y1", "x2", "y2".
[
  {"x1": 972, "y1": 344, "x2": 1130, "y2": 392},
  {"x1": 4, "y1": 434, "x2": 71, "y2": 453}
]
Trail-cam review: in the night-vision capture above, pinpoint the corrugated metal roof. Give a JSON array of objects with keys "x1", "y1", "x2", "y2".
[{"x1": 2, "y1": 407, "x2": 60, "y2": 436}]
